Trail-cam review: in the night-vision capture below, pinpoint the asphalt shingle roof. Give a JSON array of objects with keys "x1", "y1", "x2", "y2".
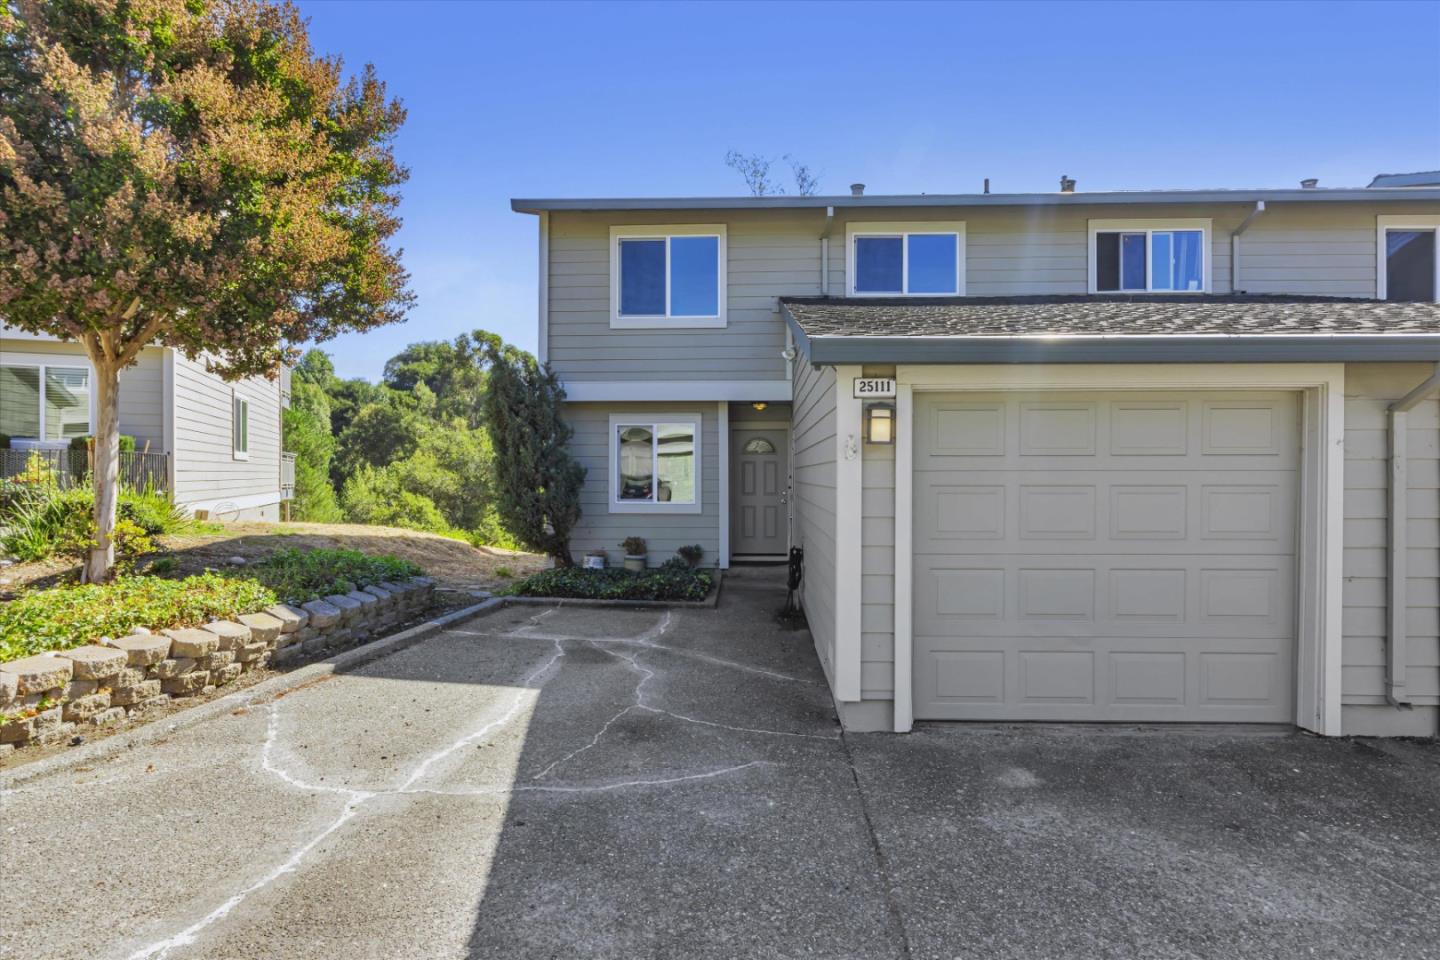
[{"x1": 781, "y1": 295, "x2": 1440, "y2": 340}]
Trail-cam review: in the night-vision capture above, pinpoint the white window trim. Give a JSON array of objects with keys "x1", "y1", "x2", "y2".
[
  {"x1": 0, "y1": 354, "x2": 96, "y2": 443},
  {"x1": 1088, "y1": 218, "x2": 1212, "y2": 294},
  {"x1": 845, "y1": 221, "x2": 967, "y2": 297},
  {"x1": 1376, "y1": 215, "x2": 1440, "y2": 302},
  {"x1": 607, "y1": 412, "x2": 703, "y2": 514},
  {"x1": 609, "y1": 224, "x2": 727, "y2": 329},
  {"x1": 232, "y1": 389, "x2": 250, "y2": 461}
]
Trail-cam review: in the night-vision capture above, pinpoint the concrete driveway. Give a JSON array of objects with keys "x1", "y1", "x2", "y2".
[{"x1": 2, "y1": 573, "x2": 1437, "y2": 960}]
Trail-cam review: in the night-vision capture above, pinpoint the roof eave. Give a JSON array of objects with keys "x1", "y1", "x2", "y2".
[
  {"x1": 798, "y1": 333, "x2": 1440, "y2": 365},
  {"x1": 512, "y1": 187, "x2": 1440, "y2": 214}
]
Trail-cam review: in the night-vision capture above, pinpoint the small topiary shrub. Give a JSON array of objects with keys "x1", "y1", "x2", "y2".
[
  {"x1": 504, "y1": 566, "x2": 712, "y2": 603},
  {"x1": 676, "y1": 544, "x2": 704, "y2": 568}
]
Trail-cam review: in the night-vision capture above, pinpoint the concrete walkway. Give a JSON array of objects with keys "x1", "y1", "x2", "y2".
[{"x1": 2, "y1": 572, "x2": 1437, "y2": 960}]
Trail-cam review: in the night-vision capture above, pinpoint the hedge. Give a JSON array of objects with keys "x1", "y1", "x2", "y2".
[{"x1": 503, "y1": 564, "x2": 712, "y2": 602}]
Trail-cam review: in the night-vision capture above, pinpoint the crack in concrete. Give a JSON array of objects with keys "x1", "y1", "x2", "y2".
[
  {"x1": 124, "y1": 607, "x2": 801, "y2": 960},
  {"x1": 407, "y1": 761, "x2": 776, "y2": 796},
  {"x1": 126, "y1": 615, "x2": 568, "y2": 960}
]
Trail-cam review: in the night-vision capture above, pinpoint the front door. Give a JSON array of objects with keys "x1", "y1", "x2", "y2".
[{"x1": 731, "y1": 428, "x2": 789, "y2": 557}]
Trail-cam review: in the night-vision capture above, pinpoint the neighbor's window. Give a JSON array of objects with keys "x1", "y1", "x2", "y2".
[
  {"x1": 849, "y1": 224, "x2": 964, "y2": 295},
  {"x1": 611, "y1": 416, "x2": 700, "y2": 512},
  {"x1": 1384, "y1": 228, "x2": 1437, "y2": 302},
  {"x1": 232, "y1": 393, "x2": 250, "y2": 459},
  {"x1": 1091, "y1": 221, "x2": 1208, "y2": 293},
  {"x1": 612, "y1": 226, "x2": 725, "y2": 326},
  {"x1": 0, "y1": 363, "x2": 90, "y2": 440}
]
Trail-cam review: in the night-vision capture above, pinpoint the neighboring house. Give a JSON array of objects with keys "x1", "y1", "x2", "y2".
[
  {"x1": 0, "y1": 327, "x2": 294, "y2": 521},
  {"x1": 514, "y1": 175, "x2": 1440, "y2": 740}
]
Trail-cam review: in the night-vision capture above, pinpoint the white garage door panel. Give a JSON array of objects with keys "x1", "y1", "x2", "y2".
[{"x1": 914, "y1": 391, "x2": 1299, "y2": 723}]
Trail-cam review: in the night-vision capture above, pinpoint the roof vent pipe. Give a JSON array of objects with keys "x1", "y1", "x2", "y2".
[
  {"x1": 850, "y1": 183, "x2": 865, "y2": 197},
  {"x1": 1060, "y1": 175, "x2": 1076, "y2": 193},
  {"x1": 983, "y1": 178, "x2": 990, "y2": 194},
  {"x1": 1300, "y1": 178, "x2": 1319, "y2": 189}
]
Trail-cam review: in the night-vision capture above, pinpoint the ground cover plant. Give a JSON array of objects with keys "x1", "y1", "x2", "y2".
[
  {"x1": 0, "y1": 548, "x2": 422, "y2": 662},
  {"x1": 0, "y1": 573, "x2": 277, "y2": 662},
  {"x1": 503, "y1": 562, "x2": 713, "y2": 602},
  {"x1": 237, "y1": 548, "x2": 421, "y2": 606}
]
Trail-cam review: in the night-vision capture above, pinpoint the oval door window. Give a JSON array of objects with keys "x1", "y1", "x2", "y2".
[{"x1": 743, "y1": 438, "x2": 776, "y2": 454}]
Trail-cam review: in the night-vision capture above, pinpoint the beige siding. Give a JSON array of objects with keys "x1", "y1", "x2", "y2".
[
  {"x1": 170, "y1": 353, "x2": 283, "y2": 510},
  {"x1": 563, "y1": 402, "x2": 721, "y2": 565},
  {"x1": 791, "y1": 360, "x2": 837, "y2": 685},
  {"x1": 833, "y1": 362, "x2": 1439, "y2": 735},
  {"x1": 1341, "y1": 364, "x2": 1440, "y2": 735},
  {"x1": 860, "y1": 365, "x2": 896, "y2": 701},
  {"x1": 547, "y1": 210, "x2": 823, "y2": 383},
  {"x1": 0, "y1": 338, "x2": 164, "y2": 449},
  {"x1": 825, "y1": 202, "x2": 1439, "y2": 298},
  {"x1": 546, "y1": 202, "x2": 1440, "y2": 393}
]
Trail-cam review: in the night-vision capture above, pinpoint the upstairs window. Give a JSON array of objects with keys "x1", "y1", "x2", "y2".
[
  {"x1": 1090, "y1": 220, "x2": 1210, "y2": 293},
  {"x1": 609, "y1": 414, "x2": 702, "y2": 513},
  {"x1": 1378, "y1": 217, "x2": 1439, "y2": 302},
  {"x1": 611, "y1": 225, "x2": 726, "y2": 328},
  {"x1": 847, "y1": 223, "x2": 965, "y2": 296}
]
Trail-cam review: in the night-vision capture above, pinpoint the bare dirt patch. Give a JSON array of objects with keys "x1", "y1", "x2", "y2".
[{"x1": 0, "y1": 521, "x2": 547, "y2": 596}]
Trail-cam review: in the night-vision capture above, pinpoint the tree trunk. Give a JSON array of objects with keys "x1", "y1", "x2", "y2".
[
  {"x1": 84, "y1": 360, "x2": 122, "y2": 583},
  {"x1": 551, "y1": 549, "x2": 574, "y2": 569}
]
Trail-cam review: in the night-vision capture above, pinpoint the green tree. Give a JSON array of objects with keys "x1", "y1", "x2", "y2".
[
  {"x1": 480, "y1": 333, "x2": 584, "y2": 566},
  {"x1": 332, "y1": 397, "x2": 422, "y2": 486},
  {"x1": 340, "y1": 464, "x2": 446, "y2": 531},
  {"x1": 383, "y1": 335, "x2": 488, "y2": 428},
  {"x1": 283, "y1": 379, "x2": 343, "y2": 521},
  {"x1": 0, "y1": 0, "x2": 412, "y2": 580},
  {"x1": 325, "y1": 376, "x2": 389, "y2": 439}
]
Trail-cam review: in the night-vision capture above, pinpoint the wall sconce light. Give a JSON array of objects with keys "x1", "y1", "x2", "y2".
[
  {"x1": 751, "y1": 402, "x2": 768, "y2": 412},
  {"x1": 864, "y1": 402, "x2": 895, "y2": 445}
]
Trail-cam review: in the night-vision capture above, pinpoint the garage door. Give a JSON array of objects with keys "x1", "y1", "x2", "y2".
[{"x1": 913, "y1": 391, "x2": 1299, "y2": 723}]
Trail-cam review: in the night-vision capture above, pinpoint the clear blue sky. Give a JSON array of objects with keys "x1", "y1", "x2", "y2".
[{"x1": 297, "y1": 0, "x2": 1440, "y2": 381}]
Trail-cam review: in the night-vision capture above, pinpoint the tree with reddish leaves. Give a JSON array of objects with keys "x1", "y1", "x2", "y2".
[{"x1": 0, "y1": 0, "x2": 413, "y2": 581}]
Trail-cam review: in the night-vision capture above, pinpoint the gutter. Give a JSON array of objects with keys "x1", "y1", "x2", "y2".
[
  {"x1": 781, "y1": 328, "x2": 1440, "y2": 370},
  {"x1": 510, "y1": 186, "x2": 1440, "y2": 214},
  {"x1": 1385, "y1": 361, "x2": 1440, "y2": 707},
  {"x1": 1231, "y1": 201, "x2": 1266, "y2": 293}
]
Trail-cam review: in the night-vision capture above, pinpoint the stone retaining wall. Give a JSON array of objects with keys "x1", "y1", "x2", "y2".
[{"x1": 0, "y1": 578, "x2": 435, "y2": 753}]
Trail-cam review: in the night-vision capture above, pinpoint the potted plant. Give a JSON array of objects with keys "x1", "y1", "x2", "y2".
[
  {"x1": 620, "y1": 536, "x2": 647, "y2": 573},
  {"x1": 584, "y1": 548, "x2": 608, "y2": 570},
  {"x1": 676, "y1": 544, "x2": 704, "y2": 569}
]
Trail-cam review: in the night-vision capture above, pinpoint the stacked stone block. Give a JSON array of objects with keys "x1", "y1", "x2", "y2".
[{"x1": 0, "y1": 577, "x2": 434, "y2": 752}]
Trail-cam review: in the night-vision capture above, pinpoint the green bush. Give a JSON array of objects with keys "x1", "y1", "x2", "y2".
[
  {"x1": 0, "y1": 484, "x2": 194, "y2": 562},
  {"x1": 0, "y1": 548, "x2": 427, "y2": 661},
  {"x1": 0, "y1": 573, "x2": 278, "y2": 661},
  {"x1": 340, "y1": 464, "x2": 448, "y2": 532},
  {"x1": 65, "y1": 434, "x2": 135, "y2": 452},
  {"x1": 503, "y1": 566, "x2": 712, "y2": 602},
  {"x1": 235, "y1": 547, "x2": 422, "y2": 605}
]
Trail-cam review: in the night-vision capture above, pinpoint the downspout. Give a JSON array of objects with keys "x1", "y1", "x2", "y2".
[
  {"x1": 1231, "y1": 201, "x2": 1266, "y2": 293},
  {"x1": 819, "y1": 205, "x2": 835, "y2": 297},
  {"x1": 1386, "y1": 362, "x2": 1440, "y2": 707},
  {"x1": 536, "y1": 211, "x2": 550, "y2": 366}
]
